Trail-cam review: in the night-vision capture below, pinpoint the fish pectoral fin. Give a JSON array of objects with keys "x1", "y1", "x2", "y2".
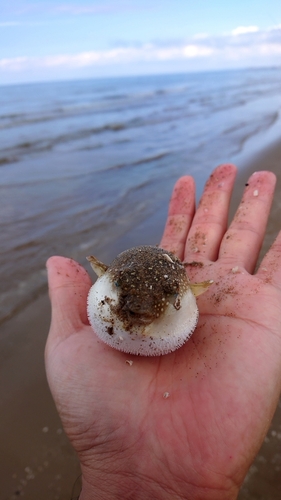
[
  {"x1": 190, "y1": 280, "x2": 214, "y2": 297},
  {"x1": 87, "y1": 255, "x2": 108, "y2": 277}
]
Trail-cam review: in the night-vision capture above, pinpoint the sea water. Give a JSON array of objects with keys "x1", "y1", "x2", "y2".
[{"x1": 0, "y1": 67, "x2": 281, "y2": 323}]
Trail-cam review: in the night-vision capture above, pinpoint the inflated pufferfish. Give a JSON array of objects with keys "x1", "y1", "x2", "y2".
[{"x1": 87, "y1": 245, "x2": 213, "y2": 356}]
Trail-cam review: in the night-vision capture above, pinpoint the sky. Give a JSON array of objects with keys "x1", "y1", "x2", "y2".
[{"x1": 0, "y1": 0, "x2": 281, "y2": 84}]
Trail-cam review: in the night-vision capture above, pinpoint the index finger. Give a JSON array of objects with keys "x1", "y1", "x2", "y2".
[{"x1": 160, "y1": 176, "x2": 195, "y2": 260}]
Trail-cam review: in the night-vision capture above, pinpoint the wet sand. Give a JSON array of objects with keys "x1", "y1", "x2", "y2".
[{"x1": 1, "y1": 140, "x2": 281, "y2": 500}]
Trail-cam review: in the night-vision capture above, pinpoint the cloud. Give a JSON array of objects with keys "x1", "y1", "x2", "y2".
[
  {"x1": 0, "y1": 44, "x2": 214, "y2": 73},
  {"x1": 55, "y1": 3, "x2": 129, "y2": 15},
  {"x1": 8, "y1": 1, "x2": 145, "y2": 17},
  {"x1": 231, "y1": 26, "x2": 259, "y2": 36},
  {"x1": 0, "y1": 21, "x2": 21, "y2": 27},
  {"x1": 1, "y1": 25, "x2": 280, "y2": 79},
  {"x1": 0, "y1": 56, "x2": 28, "y2": 70}
]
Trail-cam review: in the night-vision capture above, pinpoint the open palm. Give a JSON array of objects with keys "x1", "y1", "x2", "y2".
[{"x1": 45, "y1": 164, "x2": 281, "y2": 500}]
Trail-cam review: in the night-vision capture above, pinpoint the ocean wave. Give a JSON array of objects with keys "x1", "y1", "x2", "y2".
[
  {"x1": 0, "y1": 114, "x2": 168, "y2": 163},
  {"x1": 0, "y1": 90, "x2": 158, "y2": 131},
  {"x1": 239, "y1": 113, "x2": 280, "y2": 151},
  {"x1": 0, "y1": 156, "x2": 17, "y2": 166},
  {"x1": 103, "y1": 151, "x2": 170, "y2": 173},
  {"x1": 0, "y1": 149, "x2": 171, "y2": 194},
  {"x1": 102, "y1": 93, "x2": 130, "y2": 100},
  {"x1": 224, "y1": 112, "x2": 280, "y2": 156},
  {"x1": 0, "y1": 121, "x2": 131, "y2": 163},
  {"x1": 0, "y1": 112, "x2": 26, "y2": 123},
  {"x1": 0, "y1": 83, "x2": 192, "y2": 132},
  {"x1": 0, "y1": 102, "x2": 116, "y2": 130},
  {"x1": 0, "y1": 111, "x2": 63, "y2": 130}
]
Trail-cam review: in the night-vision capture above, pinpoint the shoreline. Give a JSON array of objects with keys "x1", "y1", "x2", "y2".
[{"x1": 1, "y1": 138, "x2": 281, "y2": 499}]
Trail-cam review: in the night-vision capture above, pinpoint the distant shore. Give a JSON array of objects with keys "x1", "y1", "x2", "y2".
[{"x1": 1, "y1": 138, "x2": 281, "y2": 499}]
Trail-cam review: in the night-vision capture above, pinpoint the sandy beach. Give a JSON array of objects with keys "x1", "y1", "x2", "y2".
[{"x1": 1, "y1": 137, "x2": 281, "y2": 500}]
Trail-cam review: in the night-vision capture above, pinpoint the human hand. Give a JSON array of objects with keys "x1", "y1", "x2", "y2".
[{"x1": 45, "y1": 164, "x2": 281, "y2": 500}]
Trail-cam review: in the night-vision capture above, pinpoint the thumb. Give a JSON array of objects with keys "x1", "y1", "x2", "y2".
[{"x1": 46, "y1": 256, "x2": 92, "y2": 345}]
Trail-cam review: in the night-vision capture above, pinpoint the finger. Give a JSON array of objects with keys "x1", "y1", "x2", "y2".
[
  {"x1": 257, "y1": 231, "x2": 281, "y2": 288},
  {"x1": 160, "y1": 176, "x2": 195, "y2": 260},
  {"x1": 46, "y1": 256, "x2": 92, "y2": 343},
  {"x1": 184, "y1": 164, "x2": 237, "y2": 262},
  {"x1": 219, "y1": 171, "x2": 276, "y2": 273}
]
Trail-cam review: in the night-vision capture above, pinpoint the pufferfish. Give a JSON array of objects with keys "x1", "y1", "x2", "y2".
[{"x1": 87, "y1": 245, "x2": 213, "y2": 356}]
